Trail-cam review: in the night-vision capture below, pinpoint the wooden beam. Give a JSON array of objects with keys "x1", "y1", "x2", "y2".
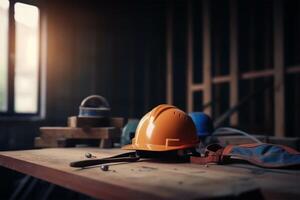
[
  {"x1": 287, "y1": 65, "x2": 300, "y2": 74},
  {"x1": 68, "y1": 116, "x2": 110, "y2": 128},
  {"x1": 40, "y1": 13, "x2": 47, "y2": 119},
  {"x1": 7, "y1": 3, "x2": 15, "y2": 114},
  {"x1": 212, "y1": 76, "x2": 231, "y2": 84},
  {"x1": 39, "y1": 127, "x2": 120, "y2": 140},
  {"x1": 213, "y1": 15, "x2": 222, "y2": 118},
  {"x1": 191, "y1": 84, "x2": 204, "y2": 91},
  {"x1": 186, "y1": 0, "x2": 194, "y2": 112},
  {"x1": 273, "y1": 0, "x2": 285, "y2": 137},
  {"x1": 192, "y1": 65, "x2": 300, "y2": 90},
  {"x1": 202, "y1": 0, "x2": 212, "y2": 116},
  {"x1": 203, "y1": 66, "x2": 300, "y2": 86},
  {"x1": 166, "y1": 1, "x2": 174, "y2": 105},
  {"x1": 294, "y1": 76, "x2": 300, "y2": 136},
  {"x1": 67, "y1": 116, "x2": 124, "y2": 128},
  {"x1": 248, "y1": 1, "x2": 256, "y2": 130},
  {"x1": 229, "y1": 0, "x2": 239, "y2": 126},
  {"x1": 263, "y1": 8, "x2": 273, "y2": 132},
  {"x1": 241, "y1": 69, "x2": 274, "y2": 80}
]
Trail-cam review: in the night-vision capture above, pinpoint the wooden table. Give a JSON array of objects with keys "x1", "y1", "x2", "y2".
[{"x1": 0, "y1": 148, "x2": 299, "y2": 200}]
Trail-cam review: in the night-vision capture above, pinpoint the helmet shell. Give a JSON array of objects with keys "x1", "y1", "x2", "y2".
[{"x1": 122, "y1": 104, "x2": 199, "y2": 151}]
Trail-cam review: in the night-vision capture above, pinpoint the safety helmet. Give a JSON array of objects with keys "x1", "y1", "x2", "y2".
[
  {"x1": 122, "y1": 104, "x2": 199, "y2": 151},
  {"x1": 188, "y1": 112, "x2": 213, "y2": 136},
  {"x1": 121, "y1": 119, "x2": 140, "y2": 146}
]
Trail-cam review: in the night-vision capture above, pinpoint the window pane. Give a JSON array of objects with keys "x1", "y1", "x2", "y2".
[
  {"x1": 14, "y1": 3, "x2": 39, "y2": 113},
  {"x1": 0, "y1": 0, "x2": 9, "y2": 112}
]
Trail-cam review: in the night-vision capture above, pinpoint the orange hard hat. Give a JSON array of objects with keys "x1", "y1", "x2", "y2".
[{"x1": 122, "y1": 104, "x2": 199, "y2": 151}]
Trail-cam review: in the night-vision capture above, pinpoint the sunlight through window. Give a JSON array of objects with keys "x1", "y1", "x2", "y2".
[
  {"x1": 14, "y1": 3, "x2": 39, "y2": 113},
  {"x1": 0, "y1": 0, "x2": 9, "y2": 112}
]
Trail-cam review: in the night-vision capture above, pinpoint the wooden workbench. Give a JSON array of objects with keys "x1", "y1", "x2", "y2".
[{"x1": 0, "y1": 148, "x2": 299, "y2": 200}]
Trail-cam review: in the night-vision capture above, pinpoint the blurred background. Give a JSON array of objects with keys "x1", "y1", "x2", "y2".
[{"x1": 0, "y1": 0, "x2": 299, "y2": 199}]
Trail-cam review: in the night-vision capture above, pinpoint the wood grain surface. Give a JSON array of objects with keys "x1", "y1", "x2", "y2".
[
  {"x1": 0, "y1": 148, "x2": 299, "y2": 200},
  {"x1": 36, "y1": 127, "x2": 121, "y2": 148}
]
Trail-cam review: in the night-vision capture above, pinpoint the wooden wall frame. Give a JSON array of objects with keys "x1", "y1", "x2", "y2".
[
  {"x1": 165, "y1": 0, "x2": 300, "y2": 137},
  {"x1": 166, "y1": 0, "x2": 174, "y2": 105}
]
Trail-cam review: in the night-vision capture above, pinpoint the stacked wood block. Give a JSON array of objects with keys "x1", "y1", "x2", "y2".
[{"x1": 35, "y1": 117, "x2": 124, "y2": 148}]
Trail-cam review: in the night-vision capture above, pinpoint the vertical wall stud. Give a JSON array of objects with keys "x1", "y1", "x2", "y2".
[
  {"x1": 186, "y1": 0, "x2": 193, "y2": 112},
  {"x1": 202, "y1": 0, "x2": 212, "y2": 116},
  {"x1": 8, "y1": 2, "x2": 15, "y2": 114},
  {"x1": 263, "y1": 7, "x2": 272, "y2": 132},
  {"x1": 166, "y1": 0, "x2": 174, "y2": 105},
  {"x1": 214, "y1": 36, "x2": 221, "y2": 117},
  {"x1": 273, "y1": 0, "x2": 285, "y2": 137},
  {"x1": 229, "y1": 0, "x2": 239, "y2": 126},
  {"x1": 248, "y1": 1, "x2": 256, "y2": 128}
]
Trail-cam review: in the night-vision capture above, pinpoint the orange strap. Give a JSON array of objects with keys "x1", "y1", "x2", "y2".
[{"x1": 190, "y1": 146, "x2": 224, "y2": 165}]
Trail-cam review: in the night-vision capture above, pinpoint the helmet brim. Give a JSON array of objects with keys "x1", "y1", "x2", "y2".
[{"x1": 122, "y1": 143, "x2": 198, "y2": 152}]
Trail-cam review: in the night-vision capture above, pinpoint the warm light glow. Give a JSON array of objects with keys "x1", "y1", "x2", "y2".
[
  {"x1": 0, "y1": 0, "x2": 9, "y2": 9},
  {"x1": 14, "y1": 3, "x2": 40, "y2": 113},
  {"x1": 0, "y1": 0, "x2": 9, "y2": 111},
  {"x1": 14, "y1": 3, "x2": 39, "y2": 28},
  {"x1": 26, "y1": 36, "x2": 38, "y2": 67}
]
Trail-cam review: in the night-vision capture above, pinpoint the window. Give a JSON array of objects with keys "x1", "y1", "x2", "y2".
[
  {"x1": 0, "y1": 0, "x2": 9, "y2": 112},
  {"x1": 0, "y1": 0, "x2": 42, "y2": 118}
]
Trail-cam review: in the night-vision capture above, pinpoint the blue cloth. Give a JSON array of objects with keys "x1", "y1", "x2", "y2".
[{"x1": 226, "y1": 143, "x2": 300, "y2": 168}]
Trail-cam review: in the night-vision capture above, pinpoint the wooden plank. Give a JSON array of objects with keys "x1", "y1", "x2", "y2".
[
  {"x1": 229, "y1": 0, "x2": 239, "y2": 126},
  {"x1": 40, "y1": 13, "x2": 47, "y2": 118},
  {"x1": 0, "y1": 148, "x2": 300, "y2": 199},
  {"x1": 166, "y1": 0, "x2": 174, "y2": 105},
  {"x1": 248, "y1": 1, "x2": 256, "y2": 130},
  {"x1": 191, "y1": 84, "x2": 204, "y2": 91},
  {"x1": 213, "y1": 32, "x2": 221, "y2": 118},
  {"x1": 202, "y1": 0, "x2": 212, "y2": 116},
  {"x1": 7, "y1": 3, "x2": 15, "y2": 114},
  {"x1": 286, "y1": 65, "x2": 300, "y2": 74},
  {"x1": 295, "y1": 75, "x2": 300, "y2": 137},
  {"x1": 99, "y1": 139, "x2": 113, "y2": 148},
  {"x1": 68, "y1": 116, "x2": 125, "y2": 129},
  {"x1": 37, "y1": 127, "x2": 121, "y2": 148},
  {"x1": 190, "y1": 65, "x2": 300, "y2": 92},
  {"x1": 212, "y1": 75, "x2": 231, "y2": 84},
  {"x1": 0, "y1": 149, "x2": 159, "y2": 200},
  {"x1": 68, "y1": 116, "x2": 110, "y2": 128},
  {"x1": 241, "y1": 69, "x2": 274, "y2": 80},
  {"x1": 193, "y1": 66, "x2": 300, "y2": 88},
  {"x1": 274, "y1": 0, "x2": 285, "y2": 137},
  {"x1": 263, "y1": 9, "x2": 273, "y2": 133},
  {"x1": 186, "y1": 0, "x2": 194, "y2": 112},
  {"x1": 109, "y1": 117, "x2": 125, "y2": 129},
  {"x1": 34, "y1": 137, "x2": 49, "y2": 148},
  {"x1": 35, "y1": 137, "x2": 104, "y2": 148},
  {"x1": 39, "y1": 127, "x2": 121, "y2": 140}
]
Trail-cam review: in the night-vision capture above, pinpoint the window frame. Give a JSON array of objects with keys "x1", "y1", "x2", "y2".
[{"x1": 0, "y1": 0, "x2": 45, "y2": 121}]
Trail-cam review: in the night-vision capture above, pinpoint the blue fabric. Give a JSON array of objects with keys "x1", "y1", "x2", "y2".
[{"x1": 228, "y1": 144, "x2": 300, "y2": 167}]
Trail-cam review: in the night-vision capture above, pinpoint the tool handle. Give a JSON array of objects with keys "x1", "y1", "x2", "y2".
[{"x1": 70, "y1": 156, "x2": 139, "y2": 168}]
